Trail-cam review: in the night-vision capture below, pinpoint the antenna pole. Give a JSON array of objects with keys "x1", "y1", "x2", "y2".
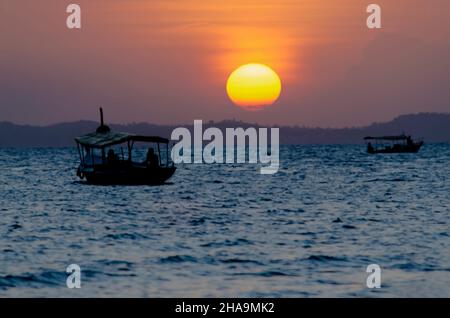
[
  {"x1": 95, "y1": 107, "x2": 110, "y2": 133},
  {"x1": 100, "y1": 108, "x2": 104, "y2": 126}
]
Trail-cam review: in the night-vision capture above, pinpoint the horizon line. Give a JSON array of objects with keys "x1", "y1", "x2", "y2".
[{"x1": 1, "y1": 111, "x2": 449, "y2": 130}]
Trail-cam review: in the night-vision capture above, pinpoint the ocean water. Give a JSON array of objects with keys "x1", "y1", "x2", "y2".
[{"x1": 0, "y1": 144, "x2": 449, "y2": 297}]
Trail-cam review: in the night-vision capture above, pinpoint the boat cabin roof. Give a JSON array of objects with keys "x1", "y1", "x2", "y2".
[
  {"x1": 364, "y1": 135, "x2": 410, "y2": 141},
  {"x1": 75, "y1": 131, "x2": 169, "y2": 148}
]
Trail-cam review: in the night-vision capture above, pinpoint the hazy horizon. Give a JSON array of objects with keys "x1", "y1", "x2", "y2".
[
  {"x1": 1, "y1": 1, "x2": 450, "y2": 127},
  {"x1": 1, "y1": 111, "x2": 450, "y2": 130}
]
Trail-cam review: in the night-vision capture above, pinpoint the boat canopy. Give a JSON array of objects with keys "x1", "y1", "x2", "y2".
[
  {"x1": 75, "y1": 131, "x2": 170, "y2": 148},
  {"x1": 364, "y1": 135, "x2": 409, "y2": 141}
]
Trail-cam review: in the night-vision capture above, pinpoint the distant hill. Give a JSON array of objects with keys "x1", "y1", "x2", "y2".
[{"x1": 0, "y1": 113, "x2": 449, "y2": 147}]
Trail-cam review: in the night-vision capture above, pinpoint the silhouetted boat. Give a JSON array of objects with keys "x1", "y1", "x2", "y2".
[
  {"x1": 364, "y1": 135, "x2": 423, "y2": 154},
  {"x1": 75, "y1": 108, "x2": 176, "y2": 185}
]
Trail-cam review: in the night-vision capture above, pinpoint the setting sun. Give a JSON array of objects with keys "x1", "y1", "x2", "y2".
[{"x1": 226, "y1": 64, "x2": 282, "y2": 110}]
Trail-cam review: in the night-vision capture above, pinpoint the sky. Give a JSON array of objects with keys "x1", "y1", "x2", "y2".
[{"x1": 1, "y1": 0, "x2": 450, "y2": 127}]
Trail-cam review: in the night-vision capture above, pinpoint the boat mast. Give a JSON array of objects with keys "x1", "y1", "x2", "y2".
[
  {"x1": 100, "y1": 107, "x2": 104, "y2": 126},
  {"x1": 96, "y1": 107, "x2": 110, "y2": 134}
]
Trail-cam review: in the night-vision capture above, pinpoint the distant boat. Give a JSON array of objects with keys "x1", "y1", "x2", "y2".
[
  {"x1": 75, "y1": 108, "x2": 176, "y2": 185},
  {"x1": 364, "y1": 135, "x2": 423, "y2": 154}
]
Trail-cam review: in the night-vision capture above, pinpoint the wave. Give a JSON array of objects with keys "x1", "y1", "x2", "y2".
[
  {"x1": 307, "y1": 255, "x2": 348, "y2": 262},
  {"x1": 0, "y1": 270, "x2": 66, "y2": 290},
  {"x1": 159, "y1": 255, "x2": 197, "y2": 264},
  {"x1": 104, "y1": 233, "x2": 149, "y2": 240},
  {"x1": 233, "y1": 270, "x2": 291, "y2": 277},
  {"x1": 221, "y1": 258, "x2": 263, "y2": 265},
  {"x1": 200, "y1": 238, "x2": 253, "y2": 248}
]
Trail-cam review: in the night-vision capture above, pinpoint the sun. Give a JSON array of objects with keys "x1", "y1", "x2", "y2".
[{"x1": 226, "y1": 63, "x2": 282, "y2": 110}]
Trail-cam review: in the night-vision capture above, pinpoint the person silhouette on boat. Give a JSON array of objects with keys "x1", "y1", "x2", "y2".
[
  {"x1": 146, "y1": 148, "x2": 159, "y2": 168},
  {"x1": 107, "y1": 149, "x2": 118, "y2": 165},
  {"x1": 367, "y1": 142, "x2": 374, "y2": 153},
  {"x1": 406, "y1": 136, "x2": 413, "y2": 147}
]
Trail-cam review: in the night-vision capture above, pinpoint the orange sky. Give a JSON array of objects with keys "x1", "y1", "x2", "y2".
[{"x1": 1, "y1": 0, "x2": 450, "y2": 126}]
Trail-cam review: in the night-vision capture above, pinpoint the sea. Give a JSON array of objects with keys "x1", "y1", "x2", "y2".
[{"x1": 0, "y1": 144, "x2": 449, "y2": 297}]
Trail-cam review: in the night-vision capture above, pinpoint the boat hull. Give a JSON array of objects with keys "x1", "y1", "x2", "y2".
[
  {"x1": 78, "y1": 165, "x2": 176, "y2": 185},
  {"x1": 368, "y1": 142, "x2": 423, "y2": 154}
]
